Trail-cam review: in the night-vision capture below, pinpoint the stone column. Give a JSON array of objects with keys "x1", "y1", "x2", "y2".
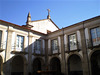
[
  {"x1": 4, "y1": 29, "x2": 13, "y2": 75},
  {"x1": 28, "y1": 34, "x2": 33, "y2": 74},
  {"x1": 6, "y1": 30, "x2": 13, "y2": 61},
  {"x1": 60, "y1": 35, "x2": 66, "y2": 75},
  {"x1": 45, "y1": 39, "x2": 48, "y2": 69},
  {"x1": 80, "y1": 28, "x2": 90, "y2": 75},
  {"x1": 24, "y1": 63, "x2": 28, "y2": 75},
  {"x1": 1, "y1": 58, "x2": 4, "y2": 75}
]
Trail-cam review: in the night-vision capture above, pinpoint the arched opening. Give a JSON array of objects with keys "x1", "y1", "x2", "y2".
[
  {"x1": 68, "y1": 54, "x2": 83, "y2": 75},
  {"x1": 91, "y1": 50, "x2": 100, "y2": 75},
  {"x1": 0, "y1": 56, "x2": 3, "y2": 75},
  {"x1": 50, "y1": 57, "x2": 61, "y2": 75},
  {"x1": 32, "y1": 58, "x2": 42, "y2": 75},
  {"x1": 11, "y1": 56, "x2": 24, "y2": 75}
]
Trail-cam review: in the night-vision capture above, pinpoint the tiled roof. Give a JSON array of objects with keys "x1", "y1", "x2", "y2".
[{"x1": 0, "y1": 19, "x2": 47, "y2": 35}]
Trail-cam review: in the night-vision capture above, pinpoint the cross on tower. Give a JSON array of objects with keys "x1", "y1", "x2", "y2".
[
  {"x1": 47, "y1": 9, "x2": 51, "y2": 19},
  {"x1": 47, "y1": 9, "x2": 50, "y2": 15}
]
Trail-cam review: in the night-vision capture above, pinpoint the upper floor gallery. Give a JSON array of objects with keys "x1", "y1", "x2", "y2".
[{"x1": 0, "y1": 15, "x2": 100, "y2": 57}]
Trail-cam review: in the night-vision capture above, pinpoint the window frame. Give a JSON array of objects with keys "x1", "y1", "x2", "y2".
[
  {"x1": 51, "y1": 39, "x2": 58, "y2": 51},
  {"x1": 68, "y1": 33, "x2": 77, "y2": 51},
  {"x1": 34, "y1": 39, "x2": 42, "y2": 52},
  {"x1": 16, "y1": 35, "x2": 24, "y2": 51},
  {"x1": 90, "y1": 26, "x2": 100, "y2": 46}
]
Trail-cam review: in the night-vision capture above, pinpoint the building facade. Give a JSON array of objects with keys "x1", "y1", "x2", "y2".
[{"x1": 0, "y1": 12, "x2": 100, "y2": 75}]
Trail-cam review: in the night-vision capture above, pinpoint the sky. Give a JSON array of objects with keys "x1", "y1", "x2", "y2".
[{"x1": 0, "y1": 0, "x2": 100, "y2": 29}]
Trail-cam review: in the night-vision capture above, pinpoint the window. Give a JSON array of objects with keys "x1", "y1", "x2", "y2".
[
  {"x1": 68, "y1": 34, "x2": 77, "y2": 50},
  {"x1": 16, "y1": 35, "x2": 24, "y2": 51},
  {"x1": 51, "y1": 39, "x2": 58, "y2": 51},
  {"x1": 34, "y1": 40, "x2": 41, "y2": 52},
  {"x1": 91, "y1": 27, "x2": 100, "y2": 46},
  {"x1": 0, "y1": 30, "x2": 2, "y2": 48}
]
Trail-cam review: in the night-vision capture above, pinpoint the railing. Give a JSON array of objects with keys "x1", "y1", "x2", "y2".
[
  {"x1": 77, "y1": 41, "x2": 81, "y2": 51},
  {"x1": 65, "y1": 41, "x2": 81, "y2": 53},
  {"x1": 11, "y1": 43, "x2": 16, "y2": 50},
  {"x1": 33, "y1": 47, "x2": 45, "y2": 56},
  {"x1": 0, "y1": 41, "x2": 6, "y2": 51},
  {"x1": 86, "y1": 39, "x2": 93, "y2": 49},
  {"x1": 64, "y1": 44, "x2": 68, "y2": 52},
  {"x1": 11, "y1": 43, "x2": 28, "y2": 54},
  {"x1": 86, "y1": 39, "x2": 100, "y2": 49},
  {"x1": 48, "y1": 46, "x2": 60, "y2": 55},
  {"x1": 12, "y1": 43, "x2": 23, "y2": 51},
  {"x1": 48, "y1": 48, "x2": 52, "y2": 55},
  {"x1": 34, "y1": 46, "x2": 41, "y2": 54}
]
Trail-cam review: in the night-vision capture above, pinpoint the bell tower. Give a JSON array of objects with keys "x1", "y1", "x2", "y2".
[
  {"x1": 26, "y1": 12, "x2": 31, "y2": 25},
  {"x1": 23, "y1": 12, "x2": 33, "y2": 29}
]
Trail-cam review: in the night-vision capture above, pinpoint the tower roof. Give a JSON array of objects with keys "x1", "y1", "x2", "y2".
[
  {"x1": 26, "y1": 12, "x2": 31, "y2": 24},
  {"x1": 28, "y1": 12, "x2": 31, "y2": 17}
]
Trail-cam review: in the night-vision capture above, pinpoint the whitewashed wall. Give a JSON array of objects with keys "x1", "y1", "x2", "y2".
[
  {"x1": 48, "y1": 39, "x2": 51, "y2": 54},
  {"x1": 64, "y1": 34, "x2": 67, "y2": 51},
  {"x1": 30, "y1": 19, "x2": 58, "y2": 34},
  {"x1": 42, "y1": 39, "x2": 45, "y2": 54},
  {"x1": 24, "y1": 36, "x2": 28, "y2": 52},
  {"x1": 0, "y1": 25, "x2": 8, "y2": 62},
  {"x1": 32, "y1": 37, "x2": 35, "y2": 53},
  {"x1": 85, "y1": 28, "x2": 89, "y2": 46},
  {"x1": 77, "y1": 31, "x2": 82, "y2": 49},
  {"x1": 58, "y1": 36, "x2": 61, "y2": 53},
  {"x1": 3, "y1": 30, "x2": 7, "y2": 49},
  {"x1": 11, "y1": 32, "x2": 16, "y2": 51}
]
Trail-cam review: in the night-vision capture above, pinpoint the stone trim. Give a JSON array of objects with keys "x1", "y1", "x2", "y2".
[{"x1": 11, "y1": 51, "x2": 28, "y2": 55}]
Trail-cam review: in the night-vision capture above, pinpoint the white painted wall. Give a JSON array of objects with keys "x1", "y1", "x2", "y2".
[
  {"x1": 29, "y1": 19, "x2": 58, "y2": 34},
  {"x1": 42, "y1": 39, "x2": 45, "y2": 54},
  {"x1": 0, "y1": 25, "x2": 8, "y2": 62},
  {"x1": 32, "y1": 37, "x2": 35, "y2": 53},
  {"x1": 25, "y1": 55, "x2": 28, "y2": 62},
  {"x1": 24, "y1": 36, "x2": 28, "y2": 52},
  {"x1": 11, "y1": 32, "x2": 16, "y2": 51},
  {"x1": 85, "y1": 28, "x2": 89, "y2": 46},
  {"x1": 64, "y1": 34, "x2": 67, "y2": 51},
  {"x1": 64, "y1": 34, "x2": 67, "y2": 45},
  {"x1": 48, "y1": 39, "x2": 51, "y2": 49},
  {"x1": 58, "y1": 36, "x2": 61, "y2": 53},
  {"x1": 3, "y1": 30, "x2": 7, "y2": 49},
  {"x1": 48, "y1": 39, "x2": 51, "y2": 54},
  {"x1": 77, "y1": 31, "x2": 82, "y2": 49}
]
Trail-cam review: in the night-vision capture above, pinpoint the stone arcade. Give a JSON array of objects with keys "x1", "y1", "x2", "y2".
[{"x1": 0, "y1": 11, "x2": 100, "y2": 75}]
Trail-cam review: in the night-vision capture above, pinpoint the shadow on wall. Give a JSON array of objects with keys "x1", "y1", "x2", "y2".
[{"x1": 0, "y1": 37, "x2": 45, "y2": 75}]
